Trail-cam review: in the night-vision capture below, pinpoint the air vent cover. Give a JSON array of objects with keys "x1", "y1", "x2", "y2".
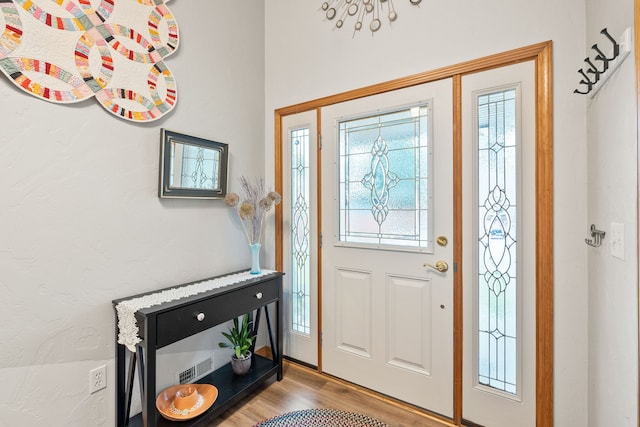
[{"x1": 176, "y1": 355, "x2": 214, "y2": 384}]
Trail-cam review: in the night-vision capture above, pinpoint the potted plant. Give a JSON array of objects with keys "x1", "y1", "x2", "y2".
[{"x1": 218, "y1": 313, "x2": 256, "y2": 375}]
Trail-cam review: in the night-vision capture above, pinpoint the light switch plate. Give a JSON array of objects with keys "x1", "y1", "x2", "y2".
[{"x1": 610, "y1": 222, "x2": 624, "y2": 260}]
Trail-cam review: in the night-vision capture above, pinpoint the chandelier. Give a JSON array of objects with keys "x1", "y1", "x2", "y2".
[{"x1": 321, "y1": 0, "x2": 422, "y2": 35}]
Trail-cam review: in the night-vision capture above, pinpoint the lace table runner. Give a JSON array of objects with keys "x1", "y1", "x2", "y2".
[{"x1": 115, "y1": 270, "x2": 275, "y2": 352}]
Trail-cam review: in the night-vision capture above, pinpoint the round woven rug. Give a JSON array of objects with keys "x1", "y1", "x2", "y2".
[{"x1": 253, "y1": 408, "x2": 391, "y2": 427}]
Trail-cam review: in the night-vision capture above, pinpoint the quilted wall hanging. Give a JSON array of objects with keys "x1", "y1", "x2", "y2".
[{"x1": 0, "y1": 0, "x2": 179, "y2": 122}]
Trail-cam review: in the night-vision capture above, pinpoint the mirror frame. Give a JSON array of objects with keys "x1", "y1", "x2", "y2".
[{"x1": 159, "y1": 129, "x2": 229, "y2": 199}]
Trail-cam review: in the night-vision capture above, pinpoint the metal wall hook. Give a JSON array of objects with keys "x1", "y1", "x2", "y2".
[
  {"x1": 585, "y1": 224, "x2": 606, "y2": 247},
  {"x1": 599, "y1": 27, "x2": 620, "y2": 59},
  {"x1": 574, "y1": 27, "x2": 632, "y2": 97}
]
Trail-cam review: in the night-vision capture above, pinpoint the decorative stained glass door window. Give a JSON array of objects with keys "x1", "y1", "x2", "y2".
[
  {"x1": 476, "y1": 87, "x2": 519, "y2": 396},
  {"x1": 338, "y1": 104, "x2": 431, "y2": 251},
  {"x1": 290, "y1": 127, "x2": 311, "y2": 335}
]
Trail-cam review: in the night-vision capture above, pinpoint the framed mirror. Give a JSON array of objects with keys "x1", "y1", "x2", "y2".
[{"x1": 159, "y1": 129, "x2": 229, "y2": 199}]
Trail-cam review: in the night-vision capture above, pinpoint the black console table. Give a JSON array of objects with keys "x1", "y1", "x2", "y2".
[{"x1": 112, "y1": 271, "x2": 284, "y2": 427}]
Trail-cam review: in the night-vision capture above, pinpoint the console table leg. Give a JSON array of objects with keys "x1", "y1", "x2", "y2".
[
  {"x1": 251, "y1": 308, "x2": 262, "y2": 356},
  {"x1": 136, "y1": 346, "x2": 145, "y2": 394},
  {"x1": 135, "y1": 346, "x2": 147, "y2": 426},
  {"x1": 116, "y1": 343, "x2": 126, "y2": 427},
  {"x1": 124, "y1": 351, "x2": 137, "y2": 424},
  {"x1": 264, "y1": 308, "x2": 276, "y2": 361},
  {"x1": 276, "y1": 299, "x2": 283, "y2": 381}
]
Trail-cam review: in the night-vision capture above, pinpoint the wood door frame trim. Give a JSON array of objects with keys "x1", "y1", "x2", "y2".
[
  {"x1": 452, "y1": 73, "x2": 463, "y2": 424},
  {"x1": 274, "y1": 41, "x2": 553, "y2": 427}
]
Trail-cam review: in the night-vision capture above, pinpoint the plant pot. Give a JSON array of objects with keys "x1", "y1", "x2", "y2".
[{"x1": 231, "y1": 351, "x2": 252, "y2": 375}]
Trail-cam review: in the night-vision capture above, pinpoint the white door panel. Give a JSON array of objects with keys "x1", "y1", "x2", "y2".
[
  {"x1": 386, "y1": 274, "x2": 433, "y2": 375},
  {"x1": 335, "y1": 268, "x2": 372, "y2": 356},
  {"x1": 321, "y1": 79, "x2": 453, "y2": 416}
]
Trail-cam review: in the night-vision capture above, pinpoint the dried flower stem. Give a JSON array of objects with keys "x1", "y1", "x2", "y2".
[{"x1": 226, "y1": 177, "x2": 281, "y2": 245}]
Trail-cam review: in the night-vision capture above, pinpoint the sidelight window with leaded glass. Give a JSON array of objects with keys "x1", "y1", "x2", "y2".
[
  {"x1": 476, "y1": 88, "x2": 519, "y2": 396},
  {"x1": 290, "y1": 127, "x2": 312, "y2": 335},
  {"x1": 338, "y1": 104, "x2": 432, "y2": 251}
]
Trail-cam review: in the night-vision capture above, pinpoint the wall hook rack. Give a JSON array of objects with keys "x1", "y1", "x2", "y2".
[
  {"x1": 574, "y1": 27, "x2": 632, "y2": 97},
  {"x1": 585, "y1": 224, "x2": 606, "y2": 247}
]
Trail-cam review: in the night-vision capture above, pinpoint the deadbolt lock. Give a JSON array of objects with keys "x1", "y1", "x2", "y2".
[{"x1": 436, "y1": 236, "x2": 448, "y2": 247}]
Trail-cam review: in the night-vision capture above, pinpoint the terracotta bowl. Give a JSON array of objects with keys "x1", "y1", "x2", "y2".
[{"x1": 156, "y1": 384, "x2": 219, "y2": 421}]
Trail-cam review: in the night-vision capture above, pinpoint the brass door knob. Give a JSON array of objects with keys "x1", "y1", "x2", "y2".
[{"x1": 423, "y1": 260, "x2": 449, "y2": 273}]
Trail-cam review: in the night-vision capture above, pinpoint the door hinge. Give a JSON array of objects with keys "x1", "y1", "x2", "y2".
[
  {"x1": 453, "y1": 262, "x2": 458, "y2": 273},
  {"x1": 318, "y1": 133, "x2": 322, "y2": 149},
  {"x1": 319, "y1": 232, "x2": 323, "y2": 248}
]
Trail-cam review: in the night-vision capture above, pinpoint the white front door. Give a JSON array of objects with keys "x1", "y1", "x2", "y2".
[
  {"x1": 282, "y1": 111, "x2": 319, "y2": 366},
  {"x1": 320, "y1": 79, "x2": 454, "y2": 416},
  {"x1": 461, "y1": 61, "x2": 536, "y2": 426}
]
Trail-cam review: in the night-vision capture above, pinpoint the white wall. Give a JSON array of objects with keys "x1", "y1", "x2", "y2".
[
  {"x1": 0, "y1": 1, "x2": 265, "y2": 425},
  {"x1": 585, "y1": 0, "x2": 638, "y2": 425},
  {"x1": 4, "y1": 1, "x2": 634, "y2": 426},
  {"x1": 265, "y1": 1, "x2": 590, "y2": 425}
]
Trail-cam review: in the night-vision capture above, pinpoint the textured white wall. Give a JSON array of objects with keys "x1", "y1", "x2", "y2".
[
  {"x1": 5, "y1": 1, "x2": 629, "y2": 425},
  {"x1": 585, "y1": 0, "x2": 638, "y2": 425},
  {"x1": 0, "y1": 1, "x2": 265, "y2": 426},
  {"x1": 264, "y1": 1, "x2": 589, "y2": 425}
]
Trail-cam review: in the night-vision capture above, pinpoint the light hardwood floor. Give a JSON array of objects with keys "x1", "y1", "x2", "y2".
[{"x1": 209, "y1": 360, "x2": 453, "y2": 427}]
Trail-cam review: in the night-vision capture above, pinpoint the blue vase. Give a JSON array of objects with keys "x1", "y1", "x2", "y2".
[{"x1": 249, "y1": 243, "x2": 261, "y2": 274}]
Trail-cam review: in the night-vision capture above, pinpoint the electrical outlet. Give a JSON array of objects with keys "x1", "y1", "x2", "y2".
[{"x1": 89, "y1": 365, "x2": 107, "y2": 394}]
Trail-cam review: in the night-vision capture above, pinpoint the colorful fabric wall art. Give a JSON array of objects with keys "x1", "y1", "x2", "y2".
[{"x1": 0, "y1": 0, "x2": 179, "y2": 122}]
